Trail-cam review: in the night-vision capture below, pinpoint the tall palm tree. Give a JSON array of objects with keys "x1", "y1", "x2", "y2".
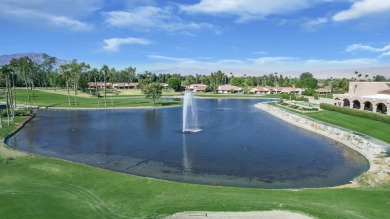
[
  {"x1": 0, "y1": 64, "x2": 14, "y2": 125},
  {"x1": 59, "y1": 64, "x2": 72, "y2": 106},
  {"x1": 100, "y1": 65, "x2": 109, "y2": 107},
  {"x1": 10, "y1": 57, "x2": 34, "y2": 105},
  {"x1": 90, "y1": 68, "x2": 100, "y2": 107}
]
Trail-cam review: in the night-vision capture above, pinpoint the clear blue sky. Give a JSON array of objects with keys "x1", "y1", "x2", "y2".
[{"x1": 1, "y1": 0, "x2": 390, "y2": 78}]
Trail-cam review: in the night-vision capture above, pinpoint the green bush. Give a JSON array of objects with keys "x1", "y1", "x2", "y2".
[
  {"x1": 1, "y1": 108, "x2": 34, "y2": 117},
  {"x1": 302, "y1": 88, "x2": 315, "y2": 96},
  {"x1": 320, "y1": 103, "x2": 390, "y2": 124},
  {"x1": 281, "y1": 93, "x2": 308, "y2": 102}
]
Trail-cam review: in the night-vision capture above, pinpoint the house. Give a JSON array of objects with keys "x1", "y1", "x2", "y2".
[
  {"x1": 333, "y1": 82, "x2": 390, "y2": 115},
  {"x1": 279, "y1": 87, "x2": 303, "y2": 94},
  {"x1": 188, "y1": 84, "x2": 209, "y2": 92},
  {"x1": 250, "y1": 86, "x2": 270, "y2": 94},
  {"x1": 217, "y1": 85, "x2": 242, "y2": 93},
  {"x1": 315, "y1": 87, "x2": 332, "y2": 94},
  {"x1": 112, "y1": 83, "x2": 138, "y2": 89},
  {"x1": 88, "y1": 82, "x2": 112, "y2": 89}
]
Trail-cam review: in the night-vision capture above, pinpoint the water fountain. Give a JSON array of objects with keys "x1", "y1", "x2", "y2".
[{"x1": 182, "y1": 91, "x2": 201, "y2": 133}]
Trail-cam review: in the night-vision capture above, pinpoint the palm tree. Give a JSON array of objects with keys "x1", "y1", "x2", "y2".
[
  {"x1": 89, "y1": 68, "x2": 100, "y2": 107},
  {"x1": 0, "y1": 64, "x2": 15, "y2": 125},
  {"x1": 100, "y1": 65, "x2": 109, "y2": 107},
  {"x1": 10, "y1": 57, "x2": 34, "y2": 105},
  {"x1": 59, "y1": 64, "x2": 72, "y2": 106}
]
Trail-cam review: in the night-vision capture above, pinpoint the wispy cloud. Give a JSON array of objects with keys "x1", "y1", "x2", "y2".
[
  {"x1": 302, "y1": 17, "x2": 328, "y2": 31},
  {"x1": 333, "y1": 0, "x2": 390, "y2": 22},
  {"x1": 102, "y1": 37, "x2": 152, "y2": 52},
  {"x1": 103, "y1": 6, "x2": 215, "y2": 33},
  {"x1": 146, "y1": 54, "x2": 382, "y2": 74},
  {"x1": 304, "y1": 58, "x2": 378, "y2": 65},
  {"x1": 180, "y1": 0, "x2": 312, "y2": 23},
  {"x1": 346, "y1": 43, "x2": 390, "y2": 58},
  {"x1": 0, "y1": 0, "x2": 101, "y2": 31},
  {"x1": 248, "y1": 57, "x2": 299, "y2": 64}
]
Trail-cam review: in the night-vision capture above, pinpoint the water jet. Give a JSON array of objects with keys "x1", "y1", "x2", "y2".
[{"x1": 182, "y1": 91, "x2": 201, "y2": 133}]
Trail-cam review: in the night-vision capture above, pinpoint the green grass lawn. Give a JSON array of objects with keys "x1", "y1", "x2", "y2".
[
  {"x1": 306, "y1": 110, "x2": 390, "y2": 143},
  {"x1": 2, "y1": 88, "x2": 179, "y2": 108},
  {"x1": 270, "y1": 102, "x2": 390, "y2": 144},
  {"x1": 1, "y1": 151, "x2": 389, "y2": 219}
]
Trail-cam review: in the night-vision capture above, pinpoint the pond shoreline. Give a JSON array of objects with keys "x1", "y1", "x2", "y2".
[{"x1": 255, "y1": 102, "x2": 390, "y2": 187}]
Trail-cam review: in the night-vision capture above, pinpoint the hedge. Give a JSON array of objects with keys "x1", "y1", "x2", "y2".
[{"x1": 320, "y1": 103, "x2": 390, "y2": 124}]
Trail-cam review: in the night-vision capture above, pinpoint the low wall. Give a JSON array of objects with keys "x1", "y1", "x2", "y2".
[{"x1": 255, "y1": 103, "x2": 390, "y2": 186}]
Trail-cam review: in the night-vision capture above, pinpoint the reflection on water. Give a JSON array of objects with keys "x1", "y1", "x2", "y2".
[
  {"x1": 6, "y1": 99, "x2": 369, "y2": 188},
  {"x1": 182, "y1": 134, "x2": 192, "y2": 174}
]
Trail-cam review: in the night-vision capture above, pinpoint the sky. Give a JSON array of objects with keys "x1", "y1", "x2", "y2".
[{"x1": 1, "y1": 0, "x2": 390, "y2": 78}]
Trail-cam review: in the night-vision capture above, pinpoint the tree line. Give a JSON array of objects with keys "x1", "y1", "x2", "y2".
[{"x1": 1, "y1": 54, "x2": 389, "y2": 110}]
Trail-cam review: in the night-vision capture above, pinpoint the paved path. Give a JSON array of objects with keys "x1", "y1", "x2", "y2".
[{"x1": 166, "y1": 210, "x2": 313, "y2": 219}]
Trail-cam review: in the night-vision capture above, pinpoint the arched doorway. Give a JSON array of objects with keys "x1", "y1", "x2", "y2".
[
  {"x1": 342, "y1": 99, "x2": 350, "y2": 107},
  {"x1": 352, "y1": 100, "x2": 360, "y2": 109},
  {"x1": 363, "y1": 101, "x2": 373, "y2": 111},
  {"x1": 376, "y1": 103, "x2": 387, "y2": 114}
]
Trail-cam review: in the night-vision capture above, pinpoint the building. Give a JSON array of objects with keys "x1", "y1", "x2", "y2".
[
  {"x1": 315, "y1": 87, "x2": 332, "y2": 94},
  {"x1": 188, "y1": 84, "x2": 209, "y2": 92},
  {"x1": 278, "y1": 87, "x2": 304, "y2": 94},
  {"x1": 250, "y1": 86, "x2": 270, "y2": 94},
  {"x1": 88, "y1": 82, "x2": 138, "y2": 89},
  {"x1": 112, "y1": 83, "x2": 138, "y2": 89},
  {"x1": 217, "y1": 85, "x2": 242, "y2": 93},
  {"x1": 333, "y1": 82, "x2": 390, "y2": 115}
]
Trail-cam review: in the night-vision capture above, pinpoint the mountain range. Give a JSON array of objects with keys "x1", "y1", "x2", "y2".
[{"x1": 0, "y1": 53, "x2": 68, "y2": 67}]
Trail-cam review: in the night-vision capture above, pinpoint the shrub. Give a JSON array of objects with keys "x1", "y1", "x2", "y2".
[
  {"x1": 281, "y1": 94, "x2": 308, "y2": 102},
  {"x1": 1, "y1": 108, "x2": 34, "y2": 117},
  {"x1": 320, "y1": 103, "x2": 390, "y2": 124},
  {"x1": 302, "y1": 88, "x2": 315, "y2": 96},
  {"x1": 354, "y1": 173, "x2": 376, "y2": 187}
]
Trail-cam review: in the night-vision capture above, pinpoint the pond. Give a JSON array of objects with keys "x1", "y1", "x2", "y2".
[{"x1": 6, "y1": 98, "x2": 368, "y2": 188}]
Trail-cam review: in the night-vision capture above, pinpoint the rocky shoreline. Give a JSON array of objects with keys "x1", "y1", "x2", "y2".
[{"x1": 255, "y1": 102, "x2": 390, "y2": 187}]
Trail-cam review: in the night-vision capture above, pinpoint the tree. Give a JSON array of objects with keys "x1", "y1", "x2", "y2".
[
  {"x1": 0, "y1": 64, "x2": 15, "y2": 124},
  {"x1": 38, "y1": 53, "x2": 56, "y2": 89},
  {"x1": 142, "y1": 82, "x2": 162, "y2": 105},
  {"x1": 229, "y1": 77, "x2": 244, "y2": 86},
  {"x1": 124, "y1": 66, "x2": 136, "y2": 84},
  {"x1": 167, "y1": 77, "x2": 181, "y2": 91},
  {"x1": 89, "y1": 68, "x2": 100, "y2": 107},
  {"x1": 297, "y1": 72, "x2": 317, "y2": 89},
  {"x1": 10, "y1": 57, "x2": 35, "y2": 105},
  {"x1": 100, "y1": 65, "x2": 109, "y2": 107},
  {"x1": 59, "y1": 64, "x2": 72, "y2": 106},
  {"x1": 210, "y1": 70, "x2": 225, "y2": 93},
  {"x1": 373, "y1": 75, "x2": 386, "y2": 82}
]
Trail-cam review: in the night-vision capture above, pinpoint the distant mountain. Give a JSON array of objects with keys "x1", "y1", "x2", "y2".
[{"x1": 0, "y1": 53, "x2": 69, "y2": 68}]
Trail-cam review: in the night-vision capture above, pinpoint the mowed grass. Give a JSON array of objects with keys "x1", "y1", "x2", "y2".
[
  {"x1": 1, "y1": 152, "x2": 390, "y2": 219},
  {"x1": 5, "y1": 88, "x2": 179, "y2": 108},
  {"x1": 1, "y1": 93, "x2": 390, "y2": 218},
  {"x1": 306, "y1": 110, "x2": 390, "y2": 143}
]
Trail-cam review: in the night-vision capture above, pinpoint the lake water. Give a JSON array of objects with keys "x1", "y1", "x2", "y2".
[{"x1": 6, "y1": 98, "x2": 369, "y2": 188}]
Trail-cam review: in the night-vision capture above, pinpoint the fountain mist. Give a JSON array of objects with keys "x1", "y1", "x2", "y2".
[{"x1": 182, "y1": 91, "x2": 201, "y2": 133}]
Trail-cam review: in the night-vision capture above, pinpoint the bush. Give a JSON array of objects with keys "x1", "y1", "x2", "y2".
[
  {"x1": 1, "y1": 108, "x2": 34, "y2": 117},
  {"x1": 302, "y1": 88, "x2": 315, "y2": 96},
  {"x1": 320, "y1": 103, "x2": 390, "y2": 124},
  {"x1": 281, "y1": 93, "x2": 308, "y2": 102}
]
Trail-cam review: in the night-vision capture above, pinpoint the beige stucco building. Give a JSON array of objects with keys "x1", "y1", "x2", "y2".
[{"x1": 333, "y1": 82, "x2": 390, "y2": 115}]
